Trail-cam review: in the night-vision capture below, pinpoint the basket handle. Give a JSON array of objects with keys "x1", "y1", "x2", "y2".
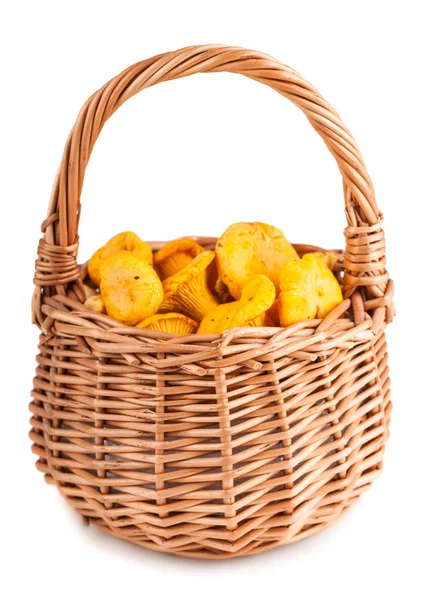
[{"x1": 33, "y1": 44, "x2": 391, "y2": 327}]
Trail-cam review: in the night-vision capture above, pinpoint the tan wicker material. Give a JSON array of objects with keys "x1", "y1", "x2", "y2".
[{"x1": 30, "y1": 45, "x2": 394, "y2": 559}]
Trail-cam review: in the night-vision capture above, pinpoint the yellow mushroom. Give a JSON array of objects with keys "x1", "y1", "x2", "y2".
[
  {"x1": 215, "y1": 277, "x2": 234, "y2": 304},
  {"x1": 100, "y1": 251, "x2": 163, "y2": 326},
  {"x1": 83, "y1": 293, "x2": 105, "y2": 314},
  {"x1": 198, "y1": 275, "x2": 276, "y2": 334},
  {"x1": 305, "y1": 251, "x2": 339, "y2": 270},
  {"x1": 278, "y1": 254, "x2": 343, "y2": 326},
  {"x1": 266, "y1": 299, "x2": 280, "y2": 326},
  {"x1": 136, "y1": 313, "x2": 198, "y2": 335},
  {"x1": 263, "y1": 314, "x2": 276, "y2": 327},
  {"x1": 88, "y1": 231, "x2": 153, "y2": 286},
  {"x1": 83, "y1": 284, "x2": 97, "y2": 299},
  {"x1": 216, "y1": 222, "x2": 299, "y2": 299},
  {"x1": 154, "y1": 238, "x2": 204, "y2": 280},
  {"x1": 159, "y1": 251, "x2": 219, "y2": 321}
]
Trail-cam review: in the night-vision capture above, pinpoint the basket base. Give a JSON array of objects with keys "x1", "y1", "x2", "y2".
[
  {"x1": 35, "y1": 452, "x2": 384, "y2": 558},
  {"x1": 86, "y1": 488, "x2": 366, "y2": 559}
]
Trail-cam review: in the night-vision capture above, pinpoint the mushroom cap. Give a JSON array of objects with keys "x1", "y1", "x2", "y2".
[
  {"x1": 248, "y1": 313, "x2": 275, "y2": 327},
  {"x1": 198, "y1": 275, "x2": 275, "y2": 334},
  {"x1": 216, "y1": 222, "x2": 299, "y2": 299},
  {"x1": 100, "y1": 251, "x2": 163, "y2": 326},
  {"x1": 215, "y1": 277, "x2": 234, "y2": 303},
  {"x1": 83, "y1": 293, "x2": 105, "y2": 314},
  {"x1": 278, "y1": 254, "x2": 343, "y2": 326},
  {"x1": 162, "y1": 250, "x2": 215, "y2": 295},
  {"x1": 83, "y1": 284, "x2": 97, "y2": 299},
  {"x1": 87, "y1": 246, "x2": 106, "y2": 286},
  {"x1": 304, "y1": 251, "x2": 339, "y2": 270},
  {"x1": 266, "y1": 299, "x2": 280, "y2": 326},
  {"x1": 154, "y1": 238, "x2": 204, "y2": 280},
  {"x1": 136, "y1": 313, "x2": 198, "y2": 335},
  {"x1": 88, "y1": 231, "x2": 153, "y2": 286},
  {"x1": 159, "y1": 250, "x2": 219, "y2": 321}
]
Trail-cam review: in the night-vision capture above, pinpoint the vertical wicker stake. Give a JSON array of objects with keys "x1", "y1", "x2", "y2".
[{"x1": 30, "y1": 45, "x2": 394, "y2": 558}]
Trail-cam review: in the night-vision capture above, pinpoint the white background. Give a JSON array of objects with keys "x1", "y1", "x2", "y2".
[{"x1": 1, "y1": 1, "x2": 423, "y2": 598}]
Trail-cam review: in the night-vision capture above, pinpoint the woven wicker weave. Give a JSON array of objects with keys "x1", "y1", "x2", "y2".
[{"x1": 30, "y1": 45, "x2": 394, "y2": 559}]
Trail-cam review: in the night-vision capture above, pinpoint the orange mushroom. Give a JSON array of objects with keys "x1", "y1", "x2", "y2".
[
  {"x1": 215, "y1": 277, "x2": 234, "y2": 304},
  {"x1": 306, "y1": 251, "x2": 339, "y2": 270},
  {"x1": 88, "y1": 231, "x2": 153, "y2": 286},
  {"x1": 159, "y1": 251, "x2": 219, "y2": 321},
  {"x1": 266, "y1": 299, "x2": 280, "y2": 326},
  {"x1": 83, "y1": 284, "x2": 97, "y2": 299},
  {"x1": 136, "y1": 313, "x2": 198, "y2": 335},
  {"x1": 198, "y1": 275, "x2": 276, "y2": 334},
  {"x1": 278, "y1": 254, "x2": 343, "y2": 326},
  {"x1": 154, "y1": 238, "x2": 204, "y2": 280},
  {"x1": 83, "y1": 293, "x2": 106, "y2": 314},
  {"x1": 100, "y1": 251, "x2": 163, "y2": 326},
  {"x1": 216, "y1": 222, "x2": 299, "y2": 299}
]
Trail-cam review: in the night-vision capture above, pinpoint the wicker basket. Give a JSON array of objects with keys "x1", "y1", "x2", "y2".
[{"x1": 30, "y1": 45, "x2": 394, "y2": 559}]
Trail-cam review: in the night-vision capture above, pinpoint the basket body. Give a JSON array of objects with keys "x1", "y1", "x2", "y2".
[
  {"x1": 30, "y1": 46, "x2": 394, "y2": 558},
  {"x1": 31, "y1": 294, "x2": 391, "y2": 558}
]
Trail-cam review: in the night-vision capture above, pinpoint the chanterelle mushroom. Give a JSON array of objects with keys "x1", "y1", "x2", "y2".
[
  {"x1": 278, "y1": 253, "x2": 343, "y2": 326},
  {"x1": 154, "y1": 238, "x2": 204, "y2": 280},
  {"x1": 136, "y1": 313, "x2": 198, "y2": 335},
  {"x1": 100, "y1": 251, "x2": 163, "y2": 326},
  {"x1": 83, "y1": 284, "x2": 97, "y2": 299},
  {"x1": 159, "y1": 250, "x2": 219, "y2": 321},
  {"x1": 216, "y1": 222, "x2": 299, "y2": 299},
  {"x1": 83, "y1": 293, "x2": 105, "y2": 314},
  {"x1": 198, "y1": 275, "x2": 276, "y2": 334},
  {"x1": 88, "y1": 231, "x2": 153, "y2": 286},
  {"x1": 215, "y1": 277, "x2": 234, "y2": 304},
  {"x1": 266, "y1": 299, "x2": 280, "y2": 326},
  {"x1": 306, "y1": 251, "x2": 339, "y2": 270}
]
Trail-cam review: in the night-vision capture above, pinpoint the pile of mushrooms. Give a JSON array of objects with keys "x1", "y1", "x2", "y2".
[{"x1": 83, "y1": 223, "x2": 343, "y2": 335}]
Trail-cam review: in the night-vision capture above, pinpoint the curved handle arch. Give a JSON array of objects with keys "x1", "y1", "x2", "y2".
[{"x1": 33, "y1": 45, "x2": 389, "y2": 326}]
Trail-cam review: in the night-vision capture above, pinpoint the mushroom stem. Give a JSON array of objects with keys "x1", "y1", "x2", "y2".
[
  {"x1": 161, "y1": 272, "x2": 218, "y2": 322},
  {"x1": 198, "y1": 275, "x2": 275, "y2": 334},
  {"x1": 247, "y1": 315, "x2": 266, "y2": 327}
]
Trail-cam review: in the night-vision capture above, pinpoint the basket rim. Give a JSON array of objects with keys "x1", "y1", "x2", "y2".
[
  {"x1": 39, "y1": 235, "x2": 394, "y2": 348},
  {"x1": 40, "y1": 291, "x2": 378, "y2": 376}
]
